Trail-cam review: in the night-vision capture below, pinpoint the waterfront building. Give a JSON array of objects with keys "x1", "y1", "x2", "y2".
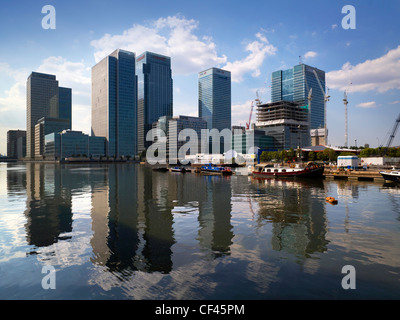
[
  {"x1": 26, "y1": 72, "x2": 72, "y2": 158},
  {"x1": 7, "y1": 130, "x2": 26, "y2": 159},
  {"x1": 136, "y1": 51, "x2": 173, "y2": 153},
  {"x1": 255, "y1": 100, "x2": 310, "y2": 150},
  {"x1": 34, "y1": 117, "x2": 70, "y2": 159},
  {"x1": 198, "y1": 67, "x2": 231, "y2": 154},
  {"x1": 167, "y1": 115, "x2": 207, "y2": 163},
  {"x1": 91, "y1": 49, "x2": 137, "y2": 158},
  {"x1": 271, "y1": 63, "x2": 326, "y2": 143},
  {"x1": 232, "y1": 129, "x2": 274, "y2": 154},
  {"x1": 59, "y1": 87, "x2": 72, "y2": 129},
  {"x1": 198, "y1": 67, "x2": 231, "y2": 132},
  {"x1": 44, "y1": 130, "x2": 106, "y2": 159}
]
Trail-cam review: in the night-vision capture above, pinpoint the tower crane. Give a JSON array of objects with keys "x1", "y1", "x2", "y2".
[
  {"x1": 343, "y1": 91, "x2": 349, "y2": 148},
  {"x1": 246, "y1": 90, "x2": 262, "y2": 130},
  {"x1": 246, "y1": 101, "x2": 254, "y2": 130},
  {"x1": 381, "y1": 112, "x2": 400, "y2": 149}
]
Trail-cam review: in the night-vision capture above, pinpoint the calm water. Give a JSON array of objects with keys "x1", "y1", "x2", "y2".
[{"x1": 0, "y1": 162, "x2": 399, "y2": 300}]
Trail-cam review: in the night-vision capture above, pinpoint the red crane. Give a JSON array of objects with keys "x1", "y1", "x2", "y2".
[{"x1": 246, "y1": 101, "x2": 254, "y2": 130}]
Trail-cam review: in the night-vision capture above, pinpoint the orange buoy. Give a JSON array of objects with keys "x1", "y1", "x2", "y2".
[{"x1": 326, "y1": 197, "x2": 338, "y2": 205}]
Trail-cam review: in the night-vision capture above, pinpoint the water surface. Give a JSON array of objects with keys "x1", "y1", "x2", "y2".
[{"x1": 0, "y1": 162, "x2": 399, "y2": 299}]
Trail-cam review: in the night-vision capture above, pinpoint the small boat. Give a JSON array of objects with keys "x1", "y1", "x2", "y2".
[
  {"x1": 152, "y1": 167, "x2": 169, "y2": 172},
  {"x1": 252, "y1": 162, "x2": 324, "y2": 179},
  {"x1": 201, "y1": 164, "x2": 233, "y2": 175},
  {"x1": 170, "y1": 167, "x2": 190, "y2": 173},
  {"x1": 380, "y1": 170, "x2": 400, "y2": 182}
]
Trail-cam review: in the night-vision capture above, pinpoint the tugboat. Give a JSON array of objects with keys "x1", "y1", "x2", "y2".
[
  {"x1": 252, "y1": 162, "x2": 324, "y2": 179},
  {"x1": 200, "y1": 164, "x2": 233, "y2": 175}
]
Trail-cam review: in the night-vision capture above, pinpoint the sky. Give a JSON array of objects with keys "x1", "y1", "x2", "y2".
[{"x1": 0, "y1": 0, "x2": 400, "y2": 155}]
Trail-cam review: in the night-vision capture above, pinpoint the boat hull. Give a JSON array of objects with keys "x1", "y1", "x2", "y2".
[
  {"x1": 380, "y1": 172, "x2": 400, "y2": 182},
  {"x1": 201, "y1": 169, "x2": 233, "y2": 175},
  {"x1": 252, "y1": 166, "x2": 324, "y2": 179}
]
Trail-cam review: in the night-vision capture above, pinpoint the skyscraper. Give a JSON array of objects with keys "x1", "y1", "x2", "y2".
[
  {"x1": 7, "y1": 130, "x2": 26, "y2": 159},
  {"x1": 198, "y1": 67, "x2": 231, "y2": 132},
  {"x1": 91, "y1": 49, "x2": 137, "y2": 157},
  {"x1": 271, "y1": 63, "x2": 325, "y2": 132},
  {"x1": 198, "y1": 67, "x2": 231, "y2": 153},
  {"x1": 136, "y1": 51, "x2": 173, "y2": 153},
  {"x1": 26, "y1": 72, "x2": 72, "y2": 158}
]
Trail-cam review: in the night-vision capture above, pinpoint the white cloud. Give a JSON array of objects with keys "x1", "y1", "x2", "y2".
[
  {"x1": 389, "y1": 100, "x2": 400, "y2": 105},
  {"x1": 37, "y1": 56, "x2": 91, "y2": 89},
  {"x1": 304, "y1": 51, "x2": 318, "y2": 59},
  {"x1": 0, "y1": 56, "x2": 92, "y2": 151},
  {"x1": 223, "y1": 32, "x2": 277, "y2": 83},
  {"x1": 231, "y1": 100, "x2": 255, "y2": 126},
  {"x1": 91, "y1": 15, "x2": 227, "y2": 75},
  {"x1": 331, "y1": 24, "x2": 338, "y2": 30},
  {"x1": 91, "y1": 15, "x2": 277, "y2": 83},
  {"x1": 356, "y1": 101, "x2": 377, "y2": 108},
  {"x1": 326, "y1": 45, "x2": 400, "y2": 93}
]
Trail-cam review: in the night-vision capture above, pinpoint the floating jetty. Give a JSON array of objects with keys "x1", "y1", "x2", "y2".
[{"x1": 323, "y1": 169, "x2": 385, "y2": 182}]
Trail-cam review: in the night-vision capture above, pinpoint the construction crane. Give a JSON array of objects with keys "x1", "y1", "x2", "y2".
[
  {"x1": 246, "y1": 101, "x2": 254, "y2": 130},
  {"x1": 343, "y1": 91, "x2": 349, "y2": 148},
  {"x1": 312, "y1": 70, "x2": 330, "y2": 145},
  {"x1": 304, "y1": 74, "x2": 313, "y2": 132},
  {"x1": 246, "y1": 90, "x2": 262, "y2": 130},
  {"x1": 382, "y1": 112, "x2": 400, "y2": 149}
]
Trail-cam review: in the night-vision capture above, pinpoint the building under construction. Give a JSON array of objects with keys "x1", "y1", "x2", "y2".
[{"x1": 255, "y1": 100, "x2": 310, "y2": 150}]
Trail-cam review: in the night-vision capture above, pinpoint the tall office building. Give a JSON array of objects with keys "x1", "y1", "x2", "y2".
[
  {"x1": 198, "y1": 67, "x2": 231, "y2": 132},
  {"x1": 271, "y1": 63, "x2": 326, "y2": 133},
  {"x1": 26, "y1": 72, "x2": 72, "y2": 158},
  {"x1": 136, "y1": 51, "x2": 173, "y2": 153},
  {"x1": 91, "y1": 49, "x2": 137, "y2": 158},
  {"x1": 7, "y1": 130, "x2": 26, "y2": 159},
  {"x1": 198, "y1": 67, "x2": 231, "y2": 153}
]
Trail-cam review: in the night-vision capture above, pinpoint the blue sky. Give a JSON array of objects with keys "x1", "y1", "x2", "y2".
[{"x1": 1, "y1": 0, "x2": 400, "y2": 154}]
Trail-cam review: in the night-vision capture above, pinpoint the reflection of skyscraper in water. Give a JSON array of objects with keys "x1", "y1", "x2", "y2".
[
  {"x1": 106, "y1": 165, "x2": 140, "y2": 272},
  {"x1": 140, "y1": 167, "x2": 175, "y2": 273},
  {"x1": 254, "y1": 179, "x2": 328, "y2": 257},
  {"x1": 90, "y1": 165, "x2": 175, "y2": 274},
  {"x1": 23, "y1": 163, "x2": 73, "y2": 247},
  {"x1": 197, "y1": 176, "x2": 233, "y2": 258}
]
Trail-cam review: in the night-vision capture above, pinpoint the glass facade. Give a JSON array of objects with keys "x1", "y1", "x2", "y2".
[
  {"x1": 59, "y1": 87, "x2": 72, "y2": 129},
  {"x1": 198, "y1": 67, "x2": 231, "y2": 132},
  {"x1": 35, "y1": 117, "x2": 70, "y2": 158},
  {"x1": 167, "y1": 115, "x2": 207, "y2": 163},
  {"x1": 271, "y1": 64, "x2": 325, "y2": 130},
  {"x1": 232, "y1": 130, "x2": 274, "y2": 154},
  {"x1": 92, "y1": 49, "x2": 137, "y2": 158},
  {"x1": 7, "y1": 130, "x2": 26, "y2": 159},
  {"x1": 198, "y1": 67, "x2": 231, "y2": 153},
  {"x1": 26, "y1": 72, "x2": 72, "y2": 158},
  {"x1": 44, "y1": 131, "x2": 106, "y2": 159},
  {"x1": 136, "y1": 51, "x2": 173, "y2": 153}
]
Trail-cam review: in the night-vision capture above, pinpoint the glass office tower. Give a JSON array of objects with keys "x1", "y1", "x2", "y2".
[
  {"x1": 59, "y1": 87, "x2": 72, "y2": 129},
  {"x1": 91, "y1": 49, "x2": 137, "y2": 158},
  {"x1": 136, "y1": 51, "x2": 173, "y2": 153},
  {"x1": 26, "y1": 72, "x2": 72, "y2": 158},
  {"x1": 198, "y1": 67, "x2": 231, "y2": 153},
  {"x1": 271, "y1": 63, "x2": 325, "y2": 131},
  {"x1": 198, "y1": 67, "x2": 231, "y2": 132}
]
